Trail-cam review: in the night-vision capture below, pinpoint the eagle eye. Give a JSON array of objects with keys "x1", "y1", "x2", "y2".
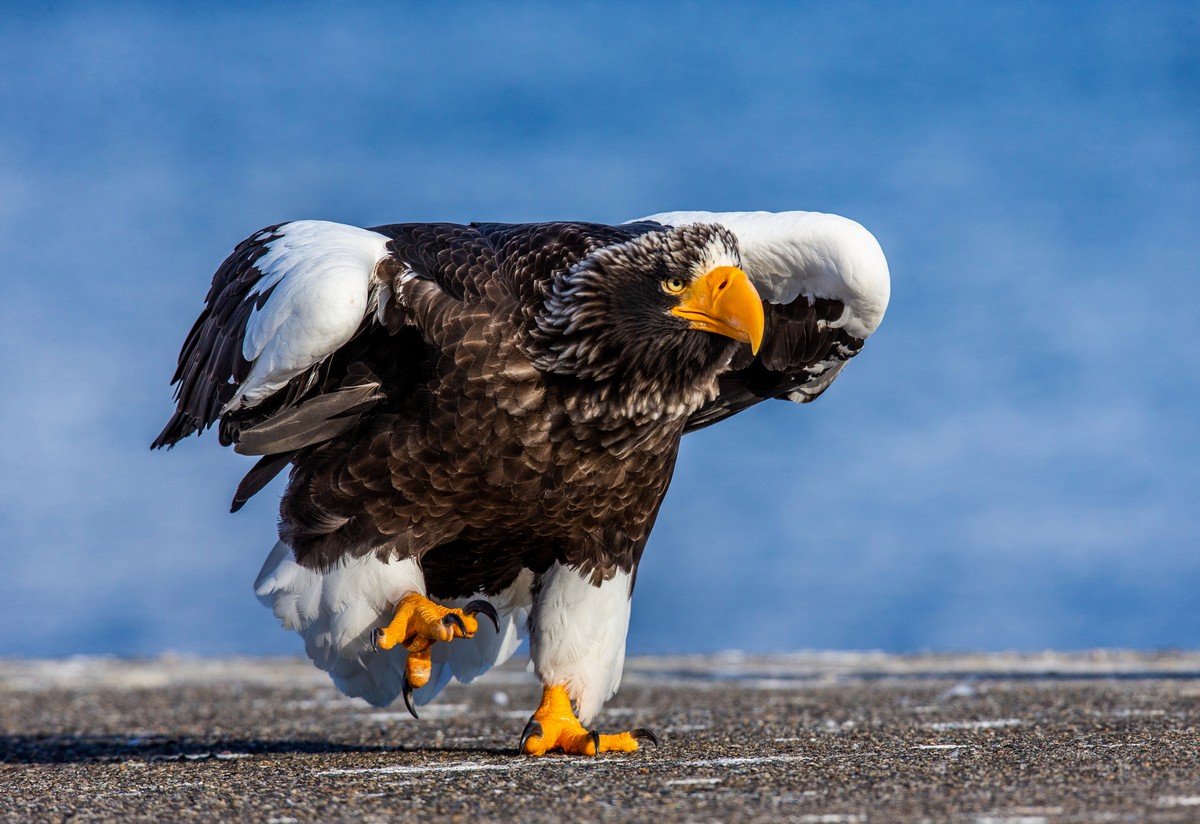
[{"x1": 662, "y1": 276, "x2": 687, "y2": 295}]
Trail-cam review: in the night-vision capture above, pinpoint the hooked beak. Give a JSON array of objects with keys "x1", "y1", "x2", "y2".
[{"x1": 670, "y1": 266, "x2": 765, "y2": 355}]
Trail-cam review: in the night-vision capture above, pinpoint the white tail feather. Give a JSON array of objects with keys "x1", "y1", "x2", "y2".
[{"x1": 254, "y1": 541, "x2": 529, "y2": 708}]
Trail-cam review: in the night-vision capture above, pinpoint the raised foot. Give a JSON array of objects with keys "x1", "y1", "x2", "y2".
[
  {"x1": 519, "y1": 684, "x2": 659, "y2": 756},
  {"x1": 372, "y1": 593, "x2": 498, "y2": 718}
]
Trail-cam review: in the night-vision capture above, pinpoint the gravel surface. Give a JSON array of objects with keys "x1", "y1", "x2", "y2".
[{"x1": 3, "y1": 652, "x2": 1200, "y2": 822}]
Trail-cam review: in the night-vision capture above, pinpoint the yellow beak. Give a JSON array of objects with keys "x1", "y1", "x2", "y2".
[{"x1": 670, "y1": 266, "x2": 765, "y2": 355}]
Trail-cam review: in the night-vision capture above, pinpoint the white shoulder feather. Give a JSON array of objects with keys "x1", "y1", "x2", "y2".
[
  {"x1": 637, "y1": 210, "x2": 890, "y2": 339},
  {"x1": 225, "y1": 220, "x2": 392, "y2": 412}
]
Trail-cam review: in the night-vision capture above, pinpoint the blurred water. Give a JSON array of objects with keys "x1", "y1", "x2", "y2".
[{"x1": 0, "y1": 2, "x2": 1197, "y2": 656}]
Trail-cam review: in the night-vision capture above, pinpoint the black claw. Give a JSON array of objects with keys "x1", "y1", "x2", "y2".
[
  {"x1": 588, "y1": 729, "x2": 601, "y2": 755},
  {"x1": 463, "y1": 599, "x2": 500, "y2": 633},
  {"x1": 402, "y1": 675, "x2": 419, "y2": 719},
  {"x1": 519, "y1": 719, "x2": 543, "y2": 754},
  {"x1": 631, "y1": 728, "x2": 660, "y2": 747},
  {"x1": 371, "y1": 627, "x2": 385, "y2": 652},
  {"x1": 442, "y1": 612, "x2": 468, "y2": 637}
]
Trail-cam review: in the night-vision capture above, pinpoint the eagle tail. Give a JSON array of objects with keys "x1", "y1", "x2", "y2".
[{"x1": 253, "y1": 541, "x2": 528, "y2": 708}]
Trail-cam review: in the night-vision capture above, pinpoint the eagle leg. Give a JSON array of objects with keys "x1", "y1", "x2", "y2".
[
  {"x1": 372, "y1": 593, "x2": 496, "y2": 713},
  {"x1": 519, "y1": 684, "x2": 659, "y2": 756}
]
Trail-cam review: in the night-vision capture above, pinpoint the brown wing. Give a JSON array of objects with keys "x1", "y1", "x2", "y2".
[
  {"x1": 684, "y1": 294, "x2": 866, "y2": 432},
  {"x1": 155, "y1": 220, "x2": 665, "y2": 511}
]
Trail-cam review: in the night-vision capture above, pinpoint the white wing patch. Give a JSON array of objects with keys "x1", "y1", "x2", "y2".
[
  {"x1": 639, "y1": 210, "x2": 891, "y2": 340},
  {"x1": 224, "y1": 220, "x2": 392, "y2": 413}
]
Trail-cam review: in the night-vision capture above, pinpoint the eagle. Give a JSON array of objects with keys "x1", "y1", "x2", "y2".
[{"x1": 153, "y1": 211, "x2": 889, "y2": 756}]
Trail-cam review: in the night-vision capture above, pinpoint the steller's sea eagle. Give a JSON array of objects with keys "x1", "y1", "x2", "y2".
[{"x1": 153, "y1": 211, "x2": 889, "y2": 755}]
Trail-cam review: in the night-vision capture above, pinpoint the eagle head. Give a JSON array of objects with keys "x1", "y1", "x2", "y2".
[{"x1": 529, "y1": 223, "x2": 765, "y2": 419}]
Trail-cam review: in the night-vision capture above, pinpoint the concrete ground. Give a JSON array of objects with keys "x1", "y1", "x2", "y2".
[{"x1": 2, "y1": 652, "x2": 1199, "y2": 822}]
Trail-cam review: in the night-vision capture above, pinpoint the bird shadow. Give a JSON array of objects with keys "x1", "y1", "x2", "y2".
[{"x1": 0, "y1": 734, "x2": 516, "y2": 765}]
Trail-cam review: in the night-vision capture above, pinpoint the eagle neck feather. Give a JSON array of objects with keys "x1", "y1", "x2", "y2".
[{"x1": 526, "y1": 226, "x2": 740, "y2": 428}]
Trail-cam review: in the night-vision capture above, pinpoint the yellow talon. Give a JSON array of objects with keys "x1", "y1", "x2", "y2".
[
  {"x1": 372, "y1": 594, "x2": 499, "y2": 712},
  {"x1": 519, "y1": 684, "x2": 659, "y2": 756},
  {"x1": 403, "y1": 638, "x2": 434, "y2": 688},
  {"x1": 375, "y1": 593, "x2": 476, "y2": 653}
]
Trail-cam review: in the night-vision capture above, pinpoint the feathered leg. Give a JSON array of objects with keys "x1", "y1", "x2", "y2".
[{"x1": 520, "y1": 563, "x2": 658, "y2": 756}]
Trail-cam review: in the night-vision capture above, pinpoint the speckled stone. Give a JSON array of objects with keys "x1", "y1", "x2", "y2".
[{"x1": 2, "y1": 653, "x2": 1200, "y2": 822}]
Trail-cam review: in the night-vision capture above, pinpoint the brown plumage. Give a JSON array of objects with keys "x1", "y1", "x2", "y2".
[
  {"x1": 156, "y1": 221, "x2": 748, "y2": 584},
  {"x1": 152, "y1": 212, "x2": 889, "y2": 744}
]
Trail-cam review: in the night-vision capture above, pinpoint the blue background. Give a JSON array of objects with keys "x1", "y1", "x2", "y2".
[{"x1": 2, "y1": 2, "x2": 1197, "y2": 657}]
